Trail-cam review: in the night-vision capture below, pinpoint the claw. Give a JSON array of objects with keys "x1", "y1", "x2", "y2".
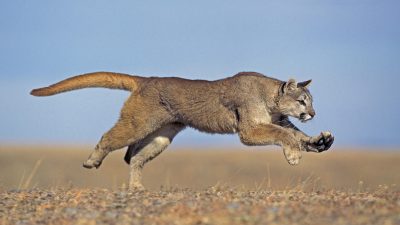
[{"x1": 306, "y1": 145, "x2": 320, "y2": 153}]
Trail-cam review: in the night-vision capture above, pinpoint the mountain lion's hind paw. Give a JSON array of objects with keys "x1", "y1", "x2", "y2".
[{"x1": 83, "y1": 159, "x2": 102, "y2": 169}]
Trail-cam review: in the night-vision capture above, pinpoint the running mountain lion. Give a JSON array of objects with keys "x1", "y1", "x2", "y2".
[{"x1": 31, "y1": 71, "x2": 334, "y2": 190}]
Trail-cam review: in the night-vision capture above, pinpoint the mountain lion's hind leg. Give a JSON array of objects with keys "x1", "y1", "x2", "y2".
[
  {"x1": 82, "y1": 119, "x2": 152, "y2": 169},
  {"x1": 126, "y1": 123, "x2": 185, "y2": 190},
  {"x1": 83, "y1": 98, "x2": 172, "y2": 169}
]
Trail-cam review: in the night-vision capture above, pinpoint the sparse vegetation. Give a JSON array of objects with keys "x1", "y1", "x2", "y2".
[{"x1": 0, "y1": 146, "x2": 399, "y2": 224}]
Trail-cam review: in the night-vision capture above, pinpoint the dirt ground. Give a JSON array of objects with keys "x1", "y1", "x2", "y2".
[
  {"x1": 2, "y1": 187, "x2": 399, "y2": 225},
  {"x1": 0, "y1": 146, "x2": 399, "y2": 224}
]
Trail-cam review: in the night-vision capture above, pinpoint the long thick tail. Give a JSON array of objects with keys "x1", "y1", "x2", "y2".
[{"x1": 30, "y1": 72, "x2": 140, "y2": 96}]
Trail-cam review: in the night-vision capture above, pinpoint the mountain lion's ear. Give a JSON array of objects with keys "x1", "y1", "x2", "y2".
[
  {"x1": 283, "y1": 79, "x2": 297, "y2": 92},
  {"x1": 298, "y1": 79, "x2": 312, "y2": 88}
]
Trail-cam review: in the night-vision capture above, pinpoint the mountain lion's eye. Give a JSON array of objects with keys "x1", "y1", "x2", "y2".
[{"x1": 298, "y1": 100, "x2": 306, "y2": 106}]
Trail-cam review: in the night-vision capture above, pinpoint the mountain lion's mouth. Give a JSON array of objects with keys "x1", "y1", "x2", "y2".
[{"x1": 299, "y1": 113, "x2": 313, "y2": 123}]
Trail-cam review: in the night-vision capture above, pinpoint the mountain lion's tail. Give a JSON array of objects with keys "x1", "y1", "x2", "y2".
[{"x1": 30, "y1": 72, "x2": 140, "y2": 96}]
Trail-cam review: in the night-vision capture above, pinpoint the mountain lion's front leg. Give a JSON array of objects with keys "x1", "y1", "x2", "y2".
[
  {"x1": 276, "y1": 116, "x2": 334, "y2": 153},
  {"x1": 239, "y1": 123, "x2": 302, "y2": 165}
]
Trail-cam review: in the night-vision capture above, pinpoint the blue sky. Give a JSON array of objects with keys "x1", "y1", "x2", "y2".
[{"x1": 0, "y1": 0, "x2": 399, "y2": 148}]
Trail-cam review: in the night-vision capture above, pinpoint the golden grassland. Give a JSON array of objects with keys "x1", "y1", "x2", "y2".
[
  {"x1": 0, "y1": 146, "x2": 399, "y2": 224},
  {"x1": 0, "y1": 145, "x2": 399, "y2": 190}
]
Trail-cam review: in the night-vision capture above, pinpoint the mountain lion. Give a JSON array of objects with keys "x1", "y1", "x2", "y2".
[{"x1": 31, "y1": 71, "x2": 334, "y2": 190}]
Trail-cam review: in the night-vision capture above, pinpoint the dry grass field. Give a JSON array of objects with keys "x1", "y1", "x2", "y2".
[{"x1": 0, "y1": 145, "x2": 399, "y2": 224}]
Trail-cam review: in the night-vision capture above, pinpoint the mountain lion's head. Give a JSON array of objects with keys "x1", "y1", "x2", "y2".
[{"x1": 278, "y1": 79, "x2": 315, "y2": 123}]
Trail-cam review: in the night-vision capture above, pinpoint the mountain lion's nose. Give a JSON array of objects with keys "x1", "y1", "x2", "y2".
[{"x1": 309, "y1": 110, "x2": 316, "y2": 118}]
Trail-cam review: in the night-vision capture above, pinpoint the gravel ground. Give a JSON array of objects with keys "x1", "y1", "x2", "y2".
[{"x1": 1, "y1": 187, "x2": 399, "y2": 225}]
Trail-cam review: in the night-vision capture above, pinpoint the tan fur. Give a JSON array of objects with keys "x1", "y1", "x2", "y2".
[
  {"x1": 30, "y1": 72, "x2": 140, "y2": 96},
  {"x1": 31, "y1": 71, "x2": 334, "y2": 190}
]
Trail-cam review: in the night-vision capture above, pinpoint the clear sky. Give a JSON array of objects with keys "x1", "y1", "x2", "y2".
[{"x1": 1, "y1": 0, "x2": 399, "y2": 148}]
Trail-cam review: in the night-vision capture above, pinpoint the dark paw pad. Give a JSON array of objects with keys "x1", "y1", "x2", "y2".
[{"x1": 307, "y1": 132, "x2": 334, "y2": 153}]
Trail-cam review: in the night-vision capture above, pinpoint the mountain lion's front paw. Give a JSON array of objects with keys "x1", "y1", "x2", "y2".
[
  {"x1": 306, "y1": 131, "x2": 334, "y2": 153},
  {"x1": 283, "y1": 147, "x2": 302, "y2": 166}
]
